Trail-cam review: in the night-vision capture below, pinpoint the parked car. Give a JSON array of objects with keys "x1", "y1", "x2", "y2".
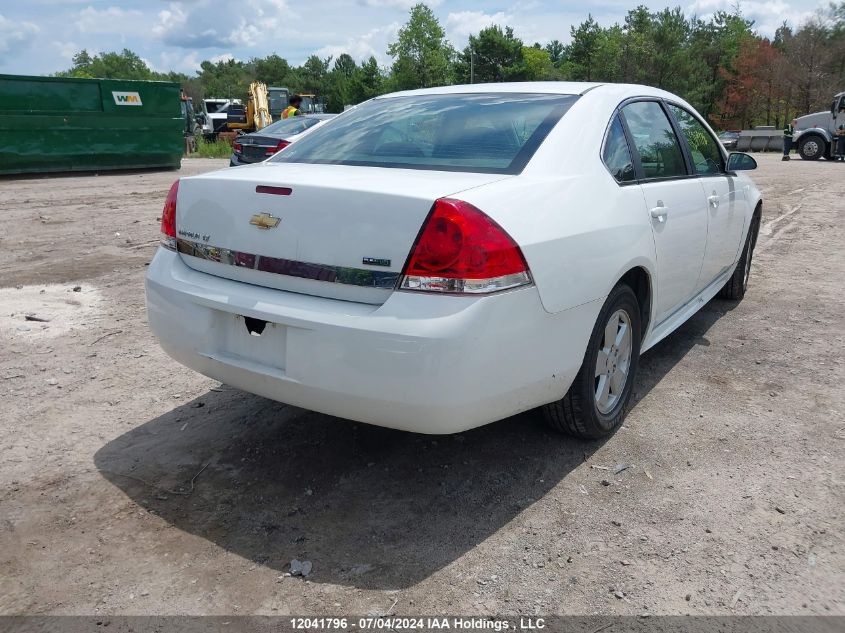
[
  {"x1": 230, "y1": 115, "x2": 335, "y2": 166},
  {"x1": 718, "y1": 130, "x2": 741, "y2": 150},
  {"x1": 146, "y1": 83, "x2": 761, "y2": 438}
]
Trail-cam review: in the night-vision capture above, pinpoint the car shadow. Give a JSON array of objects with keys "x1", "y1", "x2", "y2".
[{"x1": 94, "y1": 297, "x2": 733, "y2": 590}]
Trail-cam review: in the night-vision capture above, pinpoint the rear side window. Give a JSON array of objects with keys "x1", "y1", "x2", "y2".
[
  {"x1": 602, "y1": 115, "x2": 636, "y2": 183},
  {"x1": 668, "y1": 105, "x2": 724, "y2": 175},
  {"x1": 621, "y1": 101, "x2": 687, "y2": 179},
  {"x1": 270, "y1": 93, "x2": 579, "y2": 174}
]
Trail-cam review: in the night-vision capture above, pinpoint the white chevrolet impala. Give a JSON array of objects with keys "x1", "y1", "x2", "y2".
[{"x1": 146, "y1": 82, "x2": 762, "y2": 438}]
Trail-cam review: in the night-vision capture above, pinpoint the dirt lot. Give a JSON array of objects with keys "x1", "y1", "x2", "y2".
[{"x1": 0, "y1": 155, "x2": 842, "y2": 617}]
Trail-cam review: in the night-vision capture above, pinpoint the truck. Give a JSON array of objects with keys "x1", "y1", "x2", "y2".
[
  {"x1": 0, "y1": 73, "x2": 184, "y2": 175},
  {"x1": 793, "y1": 91, "x2": 845, "y2": 160},
  {"x1": 200, "y1": 98, "x2": 242, "y2": 139}
]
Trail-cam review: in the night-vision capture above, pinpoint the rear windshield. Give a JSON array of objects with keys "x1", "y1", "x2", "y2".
[
  {"x1": 269, "y1": 93, "x2": 578, "y2": 174},
  {"x1": 262, "y1": 117, "x2": 323, "y2": 136}
]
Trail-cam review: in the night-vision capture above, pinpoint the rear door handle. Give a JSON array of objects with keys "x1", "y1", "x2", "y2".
[
  {"x1": 650, "y1": 202, "x2": 669, "y2": 223},
  {"x1": 708, "y1": 194, "x2": 720, "y2": 208}
]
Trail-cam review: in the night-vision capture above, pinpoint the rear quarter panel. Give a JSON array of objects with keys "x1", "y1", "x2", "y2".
[{"x1": 458, "y1": 86, "x2": 658, "y2": 315}]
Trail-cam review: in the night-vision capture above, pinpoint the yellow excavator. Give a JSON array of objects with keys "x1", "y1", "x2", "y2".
[{"x1": 225, "y1": 82, "x2": 272, "y2": 134}]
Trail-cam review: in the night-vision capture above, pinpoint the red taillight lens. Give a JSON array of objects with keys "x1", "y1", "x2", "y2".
[
  {"x1": 266, "y1": 139, "x2": 290, "y2": 155},
  {"x1": 233, "y1": 142, "x2": 243, "y2": 154},
  {"x1": 400, "y1": 198, "x2": 531, "y2": 294},
  {"x1": 160, "y1": 180, "x2": 179, "y2": 250}
]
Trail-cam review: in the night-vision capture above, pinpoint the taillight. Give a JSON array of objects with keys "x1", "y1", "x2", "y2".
[
  {"x1": 266, "y1": 139, "x2": 290, "y2": 155},
  {"x1": 160, "y1": 180, "x2": 179, "y2": 250},
  {"x1": 233, "y1": 142, "x2": 243, "y2": 154},
  {"x1": 400, "y1": 198, "x2": 531, "y2": 294}
]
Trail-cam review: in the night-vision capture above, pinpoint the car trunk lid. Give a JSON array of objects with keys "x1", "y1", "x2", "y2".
[
  {"x1": 236, "y1": 134, "x2": 284, "y2": 162},
  {"x1": 175, "y1": 163, "x2": 510, "y2": 304}
]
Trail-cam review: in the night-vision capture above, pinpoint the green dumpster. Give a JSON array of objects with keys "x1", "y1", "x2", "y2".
[{"x1": 0, "y1": 74, "x2": 183, "y2": 175}]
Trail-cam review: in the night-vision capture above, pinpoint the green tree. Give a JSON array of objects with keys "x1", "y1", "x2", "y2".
[
  {"x1": 544, "y1": 39, "x2": 565, "y2": 67},
  {"x1": 650, "y1": 8, "x2": 690, "y2": 90},
  {"x1": 300, "y1": 54, "x2": 332, "y2": 95},
  {"x1": 456, "y1": 25, "x2": 526, "y2": 83},
  {"x1": 57, "y1": 48, "x2": 156, "y2": 80},
  {"x1": 565, "y1": 15, "x2": 602, "y2": 81},
  {"x1": 353, "y1": 56, "x2": 386, "y2": 102},
  {"x1": 253, "y1": 54, "x2": 291, "y2": 87},
  {"x1": 197, "y1": 58, "x2": 254, "y2": 99},
  {"x1": 592, "y1": 25, "x2": 624, "y2": 82},
  {"x1": 522, "y1": 46, "x2": 554, "y2": 80},
  {"x1": 325, "y1": 53, "x2": 358, "y2": 112},
  {"x1": 387, "y1": 3, "x2": 454, "y2": 90}
]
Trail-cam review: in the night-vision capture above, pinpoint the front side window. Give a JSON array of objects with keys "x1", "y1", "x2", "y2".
[
  {"x1": 668, "y1": 105, "x2": 724, "y2": 175},
  {"x1": 621, "y1": 101, "x2": 687, "y2": 180},
  {"x1": 602, "y1": 115, "x2": 636, "y2": 183},
  {"x1": 270, "y1": 93, "x2": 579, "y2": 174}
]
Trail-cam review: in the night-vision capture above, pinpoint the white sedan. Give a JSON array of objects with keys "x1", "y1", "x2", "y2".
[{"x1": 146, "y1": 82, "x2": 762, "y2": 438}]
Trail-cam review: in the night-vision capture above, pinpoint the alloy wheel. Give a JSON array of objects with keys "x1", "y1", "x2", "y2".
[{"x1": 595, "y1": 309, "x2": 633, "y2": 414}]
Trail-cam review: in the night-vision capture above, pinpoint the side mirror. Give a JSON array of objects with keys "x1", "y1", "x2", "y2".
[{"x1": 726, "y1": 152, "x2": 757, "y2": 172}]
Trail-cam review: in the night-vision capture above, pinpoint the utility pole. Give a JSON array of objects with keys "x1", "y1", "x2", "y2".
[{"x1": 470, "y1": 47, "x2": 475, "y2": 84}]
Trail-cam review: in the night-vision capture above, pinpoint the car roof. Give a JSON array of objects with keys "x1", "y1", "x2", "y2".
[
  {"x1": 375, "y1": 82, "x2": 680, "y2": 101},
  {"x1": 378, "y1": 82, "x2": 601, "y2": 98},
  {"x1": 374, "y1": 82, "x2": 695, "y2": 115}
]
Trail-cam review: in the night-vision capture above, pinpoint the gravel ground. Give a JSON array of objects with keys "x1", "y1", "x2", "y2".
[{"x1": 0, "y1": 155, "x2": 842, "y2": 616}]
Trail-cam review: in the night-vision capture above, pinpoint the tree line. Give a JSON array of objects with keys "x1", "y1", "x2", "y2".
[{"x1": 57, "y1": 2, "x2": 845, "y2": 129}]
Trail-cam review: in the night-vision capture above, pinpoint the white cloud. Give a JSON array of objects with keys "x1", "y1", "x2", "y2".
[
  {"x1": 0, "y1": 13, "x2": 39, "y2": 56},
  {"x1": 446, "y1": 10, "x2": 513, "y2": 41},
  {"x1": 53, "y1": 40, "x2": 79, "y2": 61},
  {"x1": 685, "y1": 0, "x2": 825, "y2": 34},
  {"x1": 153, "y1": 0, "x2": 297, "y2": 48},
  {"x1": 315, "y1": 22, "x2": 400, "y2": 64},
  {"x1": 155, "y1": 50, "x2": 203, "y2": 74},
  {"x1": 75, "y1": 6, "x2": 143, "y2": 34},
  {"x1": 359, "y1": 0, "x2": 442, "y2": 8}
]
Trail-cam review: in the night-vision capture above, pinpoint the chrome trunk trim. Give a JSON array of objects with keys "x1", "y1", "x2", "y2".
[{"x1": 176, "y1": 239, "x2": 400, "y2": 289}]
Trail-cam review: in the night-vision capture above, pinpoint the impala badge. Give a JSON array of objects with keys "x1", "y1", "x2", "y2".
[{"x1": 249, "y1": 212, "x2": 281, "y2": 230}]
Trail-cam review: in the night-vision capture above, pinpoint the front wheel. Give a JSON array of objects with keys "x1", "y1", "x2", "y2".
[
  {"x1": 798, "y1": 135, "x2": 826, "y2": 160},
  {"x1": 543, "y1": 284, "x2": 641, "y2": 439}
]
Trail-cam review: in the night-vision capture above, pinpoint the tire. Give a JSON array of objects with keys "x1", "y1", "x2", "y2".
[
  {"x1": 543, "y1": 284, "x2": 641, "y2": 439},
  {"x1": 719, "y1": 212, "x2": 760, "y2": 301},
  {"x1": 798, "y1": 135, "x2": 826, "y2": 160}
]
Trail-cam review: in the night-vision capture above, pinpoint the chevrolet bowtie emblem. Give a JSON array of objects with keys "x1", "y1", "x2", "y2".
[{"x1": 249, "y1": 212, "x2": 281, "y2": 229}]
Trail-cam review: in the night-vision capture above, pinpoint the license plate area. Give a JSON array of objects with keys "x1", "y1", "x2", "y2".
[
  {"x1": 210, "y1": 311, "x2": 287, "y2": 372},
  {"x1": 244, "y1": 146, "x2": 266, "y2": 160}
]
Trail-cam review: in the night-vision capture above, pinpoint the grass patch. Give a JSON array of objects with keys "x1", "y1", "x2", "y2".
[{"x1": 195, "y1": 138, "x2": 233, "y2": 159}]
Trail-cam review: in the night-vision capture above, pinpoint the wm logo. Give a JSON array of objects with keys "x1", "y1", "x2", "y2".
[{"x1": 112, "y1": 91, "x2": 143, "y2": 106}]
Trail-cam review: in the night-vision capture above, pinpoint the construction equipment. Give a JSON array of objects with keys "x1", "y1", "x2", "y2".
[
  {"x1": 0, "y1": 73, "x2": 183, "y2": 175},
  {"x1": 268, "y1": 86, "x2": 290, "y2": 119},
  {"x1": 226, "y1": 82, "x2": 272, "y2": 133},
  {"x1": 297, "y1": 93, "x2": 325, "y2": 114}
]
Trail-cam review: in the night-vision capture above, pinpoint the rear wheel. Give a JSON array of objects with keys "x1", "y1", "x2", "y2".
[
  {"x1": 543, "y1": 284, "x2": 641, "y2": 439},
  {"x1": 798, "y1": 135, "x2": 826, "y2": 160},
  {"x1": 719, "y1": 212, "x2": 760, "y2": 301}
]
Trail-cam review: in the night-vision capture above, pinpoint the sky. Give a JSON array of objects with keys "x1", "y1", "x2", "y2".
[{"x1": 0, "y1": 0, "x2": 830, "y2": 76}]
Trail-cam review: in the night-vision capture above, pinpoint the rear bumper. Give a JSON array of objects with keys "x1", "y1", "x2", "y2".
[
  {"x1": 145, "y1": 249, "x2": 600, "y2": 433},
  {"x1": 229, "y1": 153, "x2": 260, "y2": 166}
]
